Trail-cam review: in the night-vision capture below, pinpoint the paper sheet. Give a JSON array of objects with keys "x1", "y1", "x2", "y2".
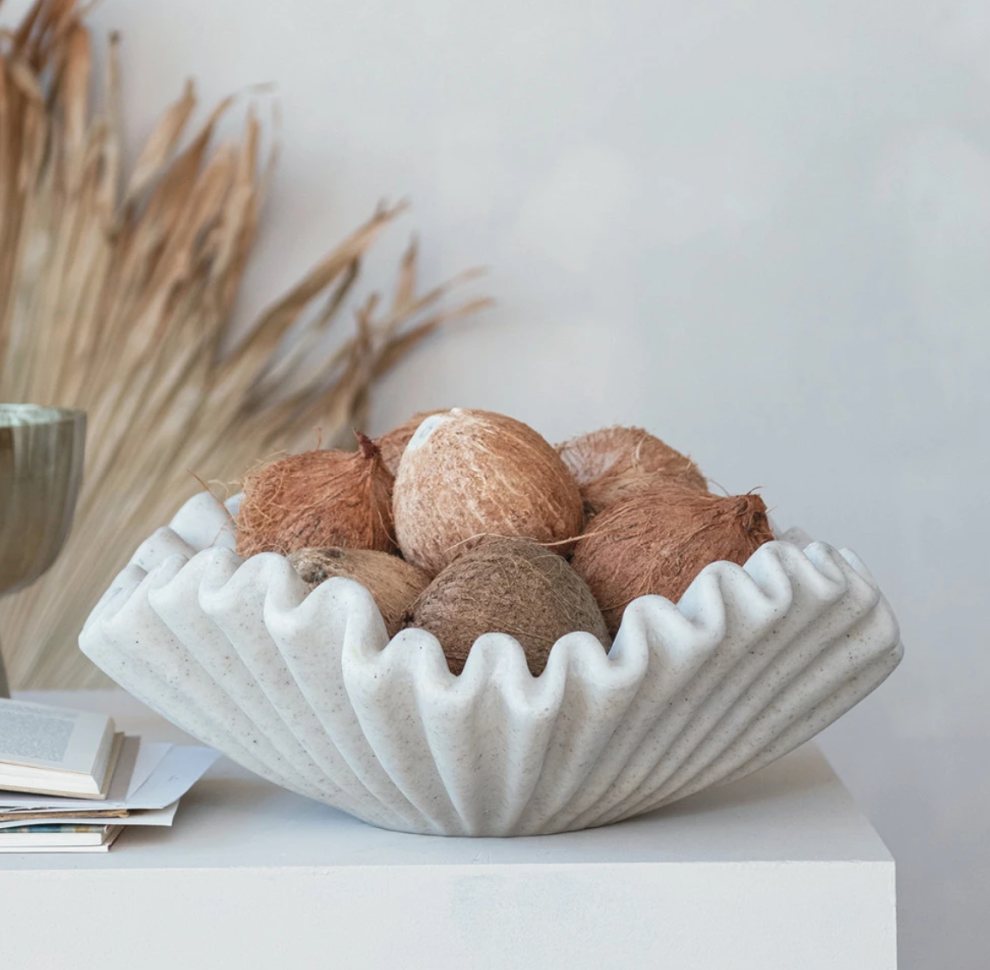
[
  {"x1": 0, "y1": 799, "x2": 180, "y2": 830},
  {"x1": 125, "y1": 741, "x2": 172, "y2": 798}
]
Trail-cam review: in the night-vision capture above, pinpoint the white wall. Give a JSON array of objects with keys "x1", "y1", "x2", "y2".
[{"x1": 28, "y1": 0, "x2": 990, "y2": 964}]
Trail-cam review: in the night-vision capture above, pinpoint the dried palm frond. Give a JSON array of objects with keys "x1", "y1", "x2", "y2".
[{"x1": 0, "y1": 0, "x2": 489, "y2": 688}]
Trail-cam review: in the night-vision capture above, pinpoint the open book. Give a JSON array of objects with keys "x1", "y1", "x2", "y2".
[{"x1": 0, "y1": 698, "x2": 122, "y2": 799}]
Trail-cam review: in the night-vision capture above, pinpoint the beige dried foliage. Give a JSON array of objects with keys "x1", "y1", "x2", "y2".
[{"x1": 0, "y1": 0, "x2": 489, "y2": 688}]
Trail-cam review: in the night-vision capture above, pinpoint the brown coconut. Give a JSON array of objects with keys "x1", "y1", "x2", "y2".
[
  {"x1": 404, "y1": 537, "x2": 611, "y2": 676},
  {"x1": 393, "y1": 408, "x2": 585, "y2": 574},
  {"x1": 288, "y1": 547, "x2": 430, "y2": 638},
  {"x1": 571, "y1": 484, "x2": 774, "y2": 636},
  {"x1": 375, "y1": 409, "x2": 447, "y2": 476},
  {"x1": 556, "y1": 426, "x2": 707, "y2": 515},
  {"x1": 236, "y1": 434, "x2": 395, "y2": 558}
]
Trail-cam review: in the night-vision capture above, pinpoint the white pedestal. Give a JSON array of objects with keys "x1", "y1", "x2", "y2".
[{"x1": 0, "y1": 691, "x2": 895, "y2": 970}]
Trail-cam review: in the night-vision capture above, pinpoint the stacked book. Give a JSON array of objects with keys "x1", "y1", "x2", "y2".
[{"x1": 0, "y1": 698, "x2": 219, "y2": 852}]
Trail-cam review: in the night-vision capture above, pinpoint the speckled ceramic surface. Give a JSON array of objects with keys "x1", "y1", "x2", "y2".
[{"x1": 80, "y1": 492, "x2": 903, "y2": 836}]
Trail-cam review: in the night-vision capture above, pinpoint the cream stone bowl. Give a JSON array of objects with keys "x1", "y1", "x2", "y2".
[{"x1": 80, "y1": 491, "x2": 902, "y2": 836}]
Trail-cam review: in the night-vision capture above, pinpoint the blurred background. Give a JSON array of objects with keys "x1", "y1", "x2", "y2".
[{"x1": 5, "y1": 0, "x2": 987, "y2": 964}]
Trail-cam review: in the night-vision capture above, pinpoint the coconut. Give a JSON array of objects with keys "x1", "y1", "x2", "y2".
[
  {"x1": 375, "y1": 409, "x2": 447, "y2": 476},
  {"x1": 571, "y1": 484, "x2": 774, "y2": 636},
  {"x1": 404, "y1": 537, "x2": 611, "y2": 676},
  {"x1": 236, "y1": 433, "x2": 395, "y2": 558},
  {"x1": 288, "y1": 547, "x2": 430, "y2": 638},
  {"x1": 393, "y1": 408, "x2": 585, "y2": 574},
  {"x1": 556, "y1": 426, "x2": 707, "y2": 515}
]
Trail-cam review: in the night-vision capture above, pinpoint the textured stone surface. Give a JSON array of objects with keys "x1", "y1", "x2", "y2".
[{"x1": 80, "y1": 491, "x2": 903, "y2": 836}]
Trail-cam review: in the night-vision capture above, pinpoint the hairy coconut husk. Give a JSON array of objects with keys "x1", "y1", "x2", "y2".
[
  {"x1": 404, "y1": 537, "x2": 610, "y2": 675},
  {"x1": 288, "y1": 546, "x2": 429, "y2": 637},
  {"x1": 571, "y1": 484, "x2": 774, "y2": 635},
  {"x1": 236, "y1": 434, "x2": 395, "y2": 557},
  {"x1": 375, "y1": 409, "x2": 447, "y2": 476},
  {"x1": 393, "y1": 408, "x2": 585, "y2": 574},
  {"x1": 557, "y1": 426, "x2": 707, "y2": 515}
]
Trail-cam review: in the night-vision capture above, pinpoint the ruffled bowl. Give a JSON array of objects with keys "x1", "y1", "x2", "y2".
[{"x1": 80, "y1": 492, "x2": 902, "y2": 836}]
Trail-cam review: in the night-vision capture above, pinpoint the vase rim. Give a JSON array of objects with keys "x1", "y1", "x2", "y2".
[{"x1": 0, "y1": 404, "x2": 86, "y2": 428}]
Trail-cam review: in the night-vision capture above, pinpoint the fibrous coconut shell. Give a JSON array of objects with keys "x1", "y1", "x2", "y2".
[
  {"x1": 404, "y1": 536, "x2": 611, "y2": 676},
  {"x1": 236, "y1": 434, "x2": 395, "y2": 558},
  {"x1": 375, "y1": 409, "x2": 447, "y2": 476},
  {"x1": 557, "y1": 426, "x2": 707, "y2": 515},
  {"x1": 571, "y1": 484, "x2": 774, "y2": 636},
  {"x1": 288, "y1": 546, "x2": 430, "y2": 638},
  {"x1": 393, "y1": 408, "x2": 585, "y2": 574}
]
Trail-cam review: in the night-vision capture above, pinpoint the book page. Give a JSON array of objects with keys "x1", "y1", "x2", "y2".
[
  {"x1": 0, "y1": 699, "x2": 112, "y2": 774},
  {"x1": 0, "y1": 737, "x2": 220, "y2": 812},
  {"x1": 0, "y1": 736, "x2": 151, "y2": 809}
]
